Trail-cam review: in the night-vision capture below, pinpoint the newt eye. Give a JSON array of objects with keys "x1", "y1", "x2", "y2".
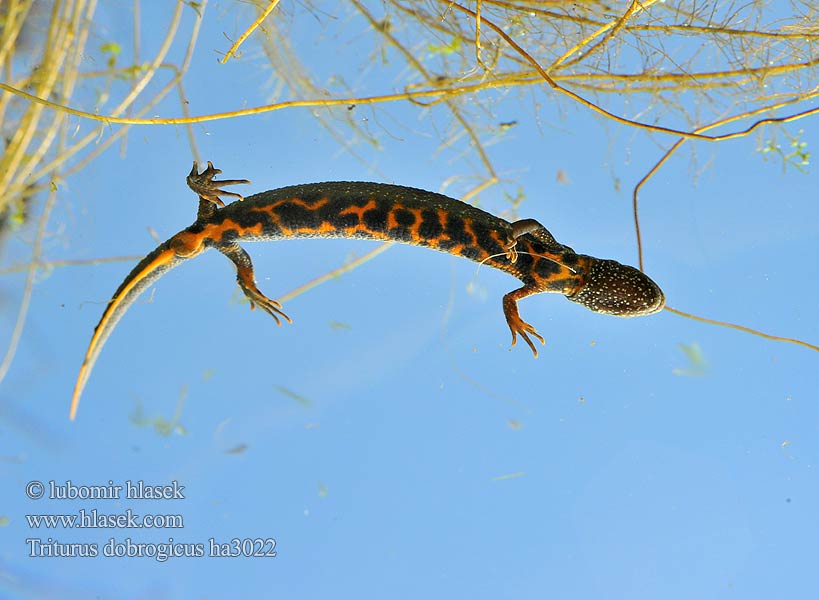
[{"x1": 567, "y1": 258, "x2": 665, "y2": 316}]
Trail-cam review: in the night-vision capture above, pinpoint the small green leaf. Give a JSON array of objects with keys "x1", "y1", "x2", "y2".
[
  {"x1": 672, "y1": 342, "x2": 709, "y2": 377},
  {"x1": 427, "y1": 37, "x2": 462, "y2": 55},
  {"x1": 100, "y1": 42, "x2": 121, "y2": 55}
]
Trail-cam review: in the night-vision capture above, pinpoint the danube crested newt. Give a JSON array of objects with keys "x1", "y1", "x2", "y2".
[{"x1": 70, "y1": 161, "x2": 665, "y2": 419}]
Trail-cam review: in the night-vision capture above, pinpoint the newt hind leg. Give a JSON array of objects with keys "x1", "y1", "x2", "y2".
[
  {"x1": 216, "y1": 242, "x2": 292, "y2": 325},
  {"x1": 502, "y1": 284, "x2": 545, "y2": 357}
]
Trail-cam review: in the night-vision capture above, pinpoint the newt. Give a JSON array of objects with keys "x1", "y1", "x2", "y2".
[{"x1": 70, "y1": 161, "x2": 665, "y2": 419}]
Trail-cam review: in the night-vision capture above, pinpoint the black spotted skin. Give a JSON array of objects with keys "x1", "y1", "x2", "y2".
[
  {"x1": 70, "y1": 162, "x2": 665, "y2": 419},
  {"x1": 567, "y1": 258, "x2": 666, "y2": 315}
]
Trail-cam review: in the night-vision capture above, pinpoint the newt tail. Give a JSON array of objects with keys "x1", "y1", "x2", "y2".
[{"x1": 70, "y1": 161, "x2": 665, "y2": 420}]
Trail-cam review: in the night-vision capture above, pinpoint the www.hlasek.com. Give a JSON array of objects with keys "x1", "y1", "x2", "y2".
[
  {"x1": 27, "y1": 537, "x2": 277, "y2": 561},
  {"x1": 27, "y1": 509, "x2": 183, "y2": 529}
]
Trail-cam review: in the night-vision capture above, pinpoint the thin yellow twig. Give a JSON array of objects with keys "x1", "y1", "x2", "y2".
[
  {"x1": 0, "y1": 255, "x2": 144, "y2": 275},
  {"x1": 220, "y1": 0, "x2": 282, "y2": 64},
  {"x1": 550, "y1": 0, "x2": 659, "y2": 70},
  {"x1": 276, "y1": 244, "x2": 393, "y2": 304},
  {"x1": 664, "y1": 307, "x2": 819, "y2": 353},
  {"x1": 445, "y1": 1, "x2": 819, "y2": 145}
]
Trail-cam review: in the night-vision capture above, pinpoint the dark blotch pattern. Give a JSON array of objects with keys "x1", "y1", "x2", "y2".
[
  {"x1": 418, "y1": 209, "x2": 443, "y2": 240},
  {"x1": 222, "y1": 181, "x2": 510, "y2": 242},
  {"x1": 437, "y1": 238, "x2": 458, "y2": 253},
  {"x1": 444, "y1": 214, "x2": 470, "y2": 246},
  {"x1": 393, "y1": 208, "x2": 416, "y2": 227},
  {"x1": 334, "y1": 211, "x2": 360, "y2": 229},
  {"x1": 471, "y1": 221, "x2": 503, "y2": 257},
  {"x1": 534, "y1": 256, "x2": 561, "y2": 279},
  {"x1": 362, "y1": 208, "x2": 388, "y2": 232},
  {"x1": 219, "y1": 227, "x2": 240, "y2": 244},
  {"x1": 458, "y1": 245, "x2": 483, "y2": 262},
  {"x1": 282, "y1": 202, "x2": 319, "y2": 228},
  {"x1": 561, "y1": 253, "x2": 579, "y2": 267}
]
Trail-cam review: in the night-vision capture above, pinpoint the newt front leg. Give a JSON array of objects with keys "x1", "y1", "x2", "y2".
[
  {"x1": 503, "y1": 284, "x2": 547, "y2": 356},
  {"x1": 499, "y1": 218, "x2": 579, "y2": 356}
]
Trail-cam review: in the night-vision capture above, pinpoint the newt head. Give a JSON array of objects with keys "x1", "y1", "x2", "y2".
[{"x1": 566, "y1": 258, "x2": 665, "y2": 317}]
